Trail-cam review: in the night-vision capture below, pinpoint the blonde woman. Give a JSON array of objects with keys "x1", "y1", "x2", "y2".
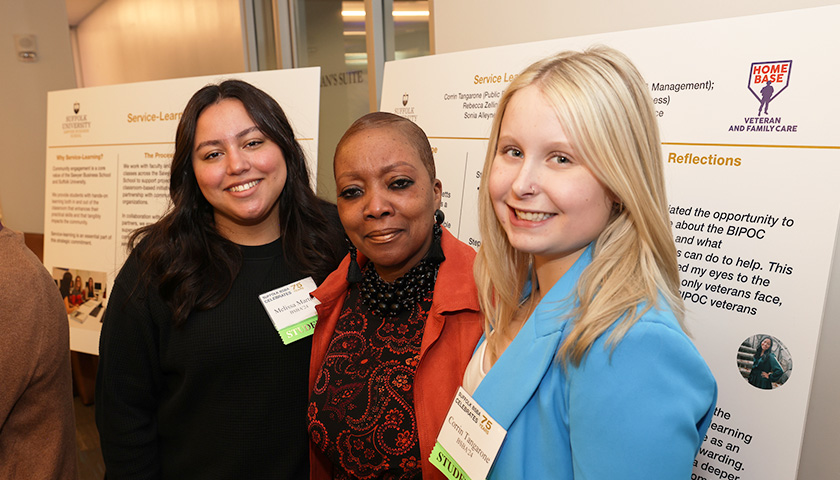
[{"x1": 463, "y1": 46, "x2": 717, "y2": 478}]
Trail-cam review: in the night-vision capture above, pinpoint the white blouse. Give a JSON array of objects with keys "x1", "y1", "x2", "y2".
[{"x1": 461, "y1": 337, "x2": 488, "y2": 395}]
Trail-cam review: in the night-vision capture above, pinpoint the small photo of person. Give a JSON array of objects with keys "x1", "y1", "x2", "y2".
[
  {"x1": 738, "y1": 334, "x2": 793, "y2": 390},
  {"x1": 51, "y1": 267, "x2": 108, "y2": 322}
]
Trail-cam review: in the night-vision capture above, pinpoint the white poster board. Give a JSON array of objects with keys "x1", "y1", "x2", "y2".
[
  {"x1": 43, "y1": 68, "x2": 321, "y2": 356},
  {"x1": 380, "y1": 6, "x2": 839, "y2": 480}
]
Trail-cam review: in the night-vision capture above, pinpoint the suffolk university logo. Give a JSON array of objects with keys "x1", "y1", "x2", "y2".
[
  {"x1": 394, "y1": 92, "x2": 417, "y2": 122},
  {"x1": 63, "y1": 102, "x2": 92, "y2": 137},
  {"x1": 729, "y1": 60, "x2": 797, "y2": 133}
]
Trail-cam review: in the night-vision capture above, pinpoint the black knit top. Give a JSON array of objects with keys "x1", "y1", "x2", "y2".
[{"x1": 96, "y1": 236, "x2": 314, "y2": 479}]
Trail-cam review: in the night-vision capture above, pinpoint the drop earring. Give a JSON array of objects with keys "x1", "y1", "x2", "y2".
[
  {"x1": 346, "y1": 237, "x2": 363, "y2": 283},
  {"x1": 428, "y1": 209, "x2": 445, "y2": 262}
]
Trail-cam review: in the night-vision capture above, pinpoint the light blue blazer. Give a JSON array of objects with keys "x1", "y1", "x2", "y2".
[{"x1": 473, "y1": 245, "x2": 717, "y2": 479}]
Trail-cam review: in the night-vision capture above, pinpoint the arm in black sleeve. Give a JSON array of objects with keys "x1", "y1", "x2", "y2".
[{"x1": 95, "y1": 255, "x2": 164, "y2": 480}]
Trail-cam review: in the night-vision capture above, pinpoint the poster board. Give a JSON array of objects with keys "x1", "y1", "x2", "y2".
[
  {"x1": 43, "y1": 68, "x2": 321, "y2": 355},
  {"x1": 380, "y1": 6, "x2": 839, "y2": 480}
]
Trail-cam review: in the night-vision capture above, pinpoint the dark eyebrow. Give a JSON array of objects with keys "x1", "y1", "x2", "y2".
[
  {"x1": 379, "y1": 161, "x2": 415, "y2": 174},
  {"x1": 335, "y1": 161, "x2": 417, "y2": 183},
  {"x1": 194, "y1": 126, "x2": 261, "y2": 152}
]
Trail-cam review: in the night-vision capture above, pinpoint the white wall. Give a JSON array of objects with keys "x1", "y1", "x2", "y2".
[
  {"x1": 433, "y1": 0, "x2": 840, "y2": 54},
  {"x1": 0, "y1": 0, "x2": 76, "y2": 233},
  {"x1": 798, "y1": 241, "x2": 840, "y2": 480},
  {"x1": 431, "y1": 2, "x2": 840, "y2": 479},
  {"x1": 75, "y1": 0, "x2": 245, "y2": 87}
]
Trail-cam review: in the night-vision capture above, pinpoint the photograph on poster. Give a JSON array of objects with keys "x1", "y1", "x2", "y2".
[
  {"x1": 51, "y1": 267, "x2": 107, "y2": 323},
  {"x1": 738, "y1": 334, "x2": 792, "y2": 390}
]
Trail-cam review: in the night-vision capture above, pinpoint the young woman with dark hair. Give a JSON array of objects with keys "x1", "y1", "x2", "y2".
[
  {"x1": 748, "y1": 336, "x2": 784, "y2": 389},
  {"x1": 85, "y1": 277, "x2": 95, "y2": 299},
  {"x1": 96, "y1": 80, "x2": 345, "y2": 479},
  {"x1": 58, "y1": 271, "x2": 77, "y2": 314}
]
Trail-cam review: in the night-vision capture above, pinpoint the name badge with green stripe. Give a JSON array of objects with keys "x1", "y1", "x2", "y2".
[
  {"x1": 430, "y1": 387, "x2": 506, "y2": 480},
  {"x1": 259, "y1": 277, "x2": 319, "y2": 345}
]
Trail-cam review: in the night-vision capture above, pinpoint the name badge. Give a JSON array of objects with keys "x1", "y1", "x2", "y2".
[
  {"x1": 259, "y1": 277, "x2": 319, "y2": 345},
  {"x1": 430, "y1": 387, "x2": 506, "y2": 480}
]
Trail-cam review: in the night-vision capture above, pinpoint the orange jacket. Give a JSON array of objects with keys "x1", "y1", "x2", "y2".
[{"x1": 308, "y1": 228, "x2": 483, "y2": 480}]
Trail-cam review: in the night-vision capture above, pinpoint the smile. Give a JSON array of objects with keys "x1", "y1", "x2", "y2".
[
  {"x1": 227, "y1": 180, "x2": 260, "y2": 192},
  {"x1": 366, "y1": 229, "x2": 400, "y2": 242},
  {"x1": 514, "y1": 209, "x2": 555, "y2": 222}
]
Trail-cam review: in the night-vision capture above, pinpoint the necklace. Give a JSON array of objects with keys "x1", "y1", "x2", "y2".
[{"x1": 358, "y1": 258, "x2": 440, "y2": 315}]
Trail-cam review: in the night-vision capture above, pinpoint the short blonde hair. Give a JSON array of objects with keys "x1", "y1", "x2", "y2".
[{"x1": 474, "y1": 46, "x2": 684, "y2": 366}]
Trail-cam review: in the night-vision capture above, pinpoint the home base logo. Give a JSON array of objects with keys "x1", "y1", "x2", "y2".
[
  {"x1": 729, "y1": 60, "x2": 797, "y2": 133},
  {"x1": 62, "y1": 102, "x2": 92, "y2": 138},
  {"x1": 749, "y1": 60, "x2": 791, "y2": 116},
  {"x1": 394, "y1": 93, "x2": 417, "y2": 122}
]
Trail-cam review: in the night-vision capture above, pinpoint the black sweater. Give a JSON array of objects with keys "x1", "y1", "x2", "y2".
[{"x1": 96, "y1": 237, "x2": 313, "y2": 479}]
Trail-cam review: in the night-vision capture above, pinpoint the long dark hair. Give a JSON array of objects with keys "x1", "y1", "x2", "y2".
[
  {"x1": 129, "y1": 79, "x2": 344, "y2": 326},
  {"x1": 754, "y1": 336, "x2": 774, "y2": 361},
  {"x1": 59, "y1": 271, "x2": 72, "y2": 299}
]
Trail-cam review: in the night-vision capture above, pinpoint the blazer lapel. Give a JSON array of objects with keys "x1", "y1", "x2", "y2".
[
  {"x1": 472, "y1": 318, "x2": 564, "y2": 429},
  {"x1": 471, "y1": 245, "x2": 592, "y2": 429}
]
